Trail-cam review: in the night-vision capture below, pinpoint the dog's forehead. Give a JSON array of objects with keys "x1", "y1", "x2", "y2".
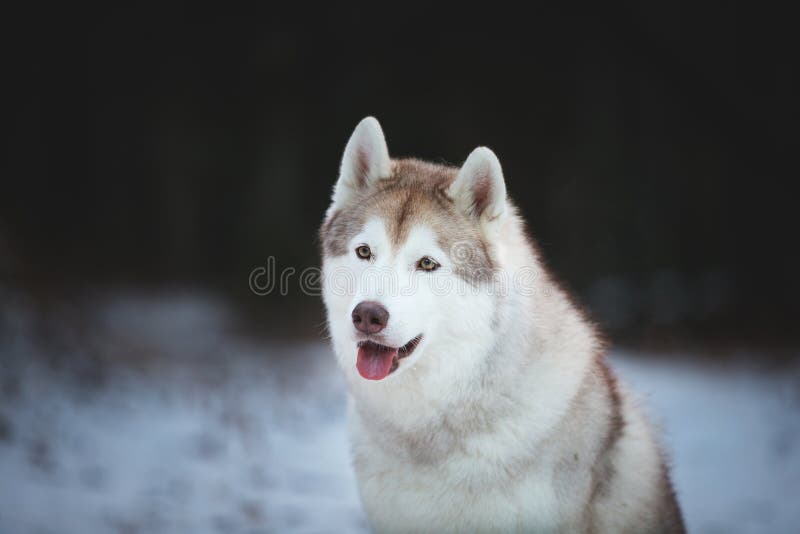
[
  {"x1": 359, "y1": 217, "x2": 441, "y2": 253},
  {"x1": 320, "y1": 159, "x2": 495, "y2": 282},
  {"x1": 369, "y1": 184, "x2": 460, "y2": 249},
  {"x1": 322, "y1": 159, "x2": 473, "y2": 254}
]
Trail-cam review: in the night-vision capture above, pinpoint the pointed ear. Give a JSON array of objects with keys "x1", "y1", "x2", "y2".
[
  {"x1": 331, "y1": 117, "x2": 391, "y2": 208},
  {"x1": 448, "y1": 147, "x2": 507, "y2": 223}
]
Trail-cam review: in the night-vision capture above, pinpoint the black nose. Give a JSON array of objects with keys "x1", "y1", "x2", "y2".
[{"x1": 352, "y1": 301, "x2": 389, "y2": 334}]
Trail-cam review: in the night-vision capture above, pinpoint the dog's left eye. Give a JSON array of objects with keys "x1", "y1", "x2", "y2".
[{"x1": 417, "y1": 256, "x2": 439, "y2": 271}]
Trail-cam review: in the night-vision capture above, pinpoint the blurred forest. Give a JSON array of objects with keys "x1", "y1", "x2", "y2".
[{"x1": 3, "y1": 5, "x2": 798, "y2": 345}]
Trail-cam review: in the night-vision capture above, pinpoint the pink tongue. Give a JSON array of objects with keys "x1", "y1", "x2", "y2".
[{"x1": 357, "y1": 344, "x2": 398, "y2": 380}]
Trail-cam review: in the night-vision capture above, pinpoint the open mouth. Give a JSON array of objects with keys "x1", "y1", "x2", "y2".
[{"x1": 356, "y1": 335, "x2": 423, "y2": 380}]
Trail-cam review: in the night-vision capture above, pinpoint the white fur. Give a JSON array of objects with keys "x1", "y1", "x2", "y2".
[
  {"x1": 324, "y1": 209, "x2": 599, "y2": 532},
  {"x1": 321, "y1": 119, "x2": 681, "y2": 533}
]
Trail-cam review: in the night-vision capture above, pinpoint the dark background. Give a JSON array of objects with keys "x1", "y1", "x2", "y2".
[{"x1": 4, "y1": 5, "x2": 798, "y2": 346}]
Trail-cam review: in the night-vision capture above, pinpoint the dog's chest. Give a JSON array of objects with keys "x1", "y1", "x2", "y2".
[{"x1": 352, "y1": 430, "x2": 572, "y2": 533}]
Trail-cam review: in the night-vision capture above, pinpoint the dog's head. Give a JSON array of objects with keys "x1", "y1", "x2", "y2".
[{"x1": 320, "y1": 117, "x2": 511, "y2": 387}]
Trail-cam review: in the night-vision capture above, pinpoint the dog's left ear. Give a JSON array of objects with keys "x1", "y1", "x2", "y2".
[
  {"x1": 331, "y1": 116, "x2": 391, "y2": 208},
  {"x1": 449, "y1": 147, "x2": 507, "y2": 226}
]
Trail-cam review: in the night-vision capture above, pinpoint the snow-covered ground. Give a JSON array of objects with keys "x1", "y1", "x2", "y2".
[{"x1": 0, "y1": 291, "x2": 798, "y2": 533}]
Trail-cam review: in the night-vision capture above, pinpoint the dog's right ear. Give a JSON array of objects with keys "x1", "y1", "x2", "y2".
[{"x1": 331, "y1": 117, "x2": 391, "y2": 208}]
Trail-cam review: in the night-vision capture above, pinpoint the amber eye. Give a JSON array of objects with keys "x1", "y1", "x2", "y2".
[
  {"x1": 355, "y1": 245, "x2": 372, "y2": 259},
  {"x1": 417, "y1": 256, "x2": 439, "y2": 271}
]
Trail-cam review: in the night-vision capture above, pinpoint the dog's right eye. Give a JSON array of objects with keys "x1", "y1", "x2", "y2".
[{"x1": 355, "y1": 245, "x2": 372, "y2": 259}]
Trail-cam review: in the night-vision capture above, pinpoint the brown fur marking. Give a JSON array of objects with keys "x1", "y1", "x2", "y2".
[{"x1": 320, "y1": 159, "x2": 495, "y2": 285}]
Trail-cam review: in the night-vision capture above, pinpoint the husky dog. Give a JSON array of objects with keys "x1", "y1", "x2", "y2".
[{"x1": 320, "y1": 117, "x2": 684, "y2": 533}]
